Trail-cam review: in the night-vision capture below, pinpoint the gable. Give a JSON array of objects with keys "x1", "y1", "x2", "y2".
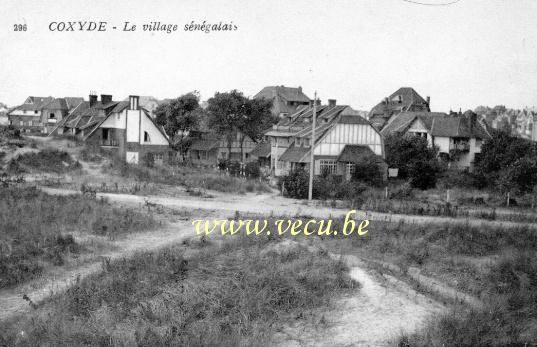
[
  {"x1": 407, "y1": 118, "x2": 428, "y2": 132},
  {"x1": 141, "y1": 111, "x2": 169, "y2": 145}
]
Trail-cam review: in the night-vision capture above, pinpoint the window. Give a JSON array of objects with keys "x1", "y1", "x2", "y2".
[
  {"x1": 34, "y1": 110, "x2": 38, "y2": 114},
  {"x1": 19, "y1": 121, "x2": 23, "y2": 126},
  {"x1": 49, "y1": 113, "x2": 55, "y2": 119},
  {"x1": 319, "y1": 160, "x2": 337, "y2": 175},
  {"x1": 345, "y1": 163, "x2": 356, "y2": 177},
  {"x1": 154, "y1": 153, "x2": 164, "y2": 163},
  {"x1": 144, "y1": 131, "x2": 151, "y2": 143}
]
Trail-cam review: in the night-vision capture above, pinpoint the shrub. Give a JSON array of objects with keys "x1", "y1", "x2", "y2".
[{"x1": 244, "y1": 161, "x2": 260, "y2": 178}]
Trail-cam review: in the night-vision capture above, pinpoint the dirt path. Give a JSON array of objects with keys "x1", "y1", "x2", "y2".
[
  {"x1": 42, "y1": 187, "x2": 537, "y2": 229},
  {"x1": 0, "y1": 220, "x2": 195, "y2": 322},
  {"x1": 275, "y1": 254, "x2": 445, "y2": 347}
]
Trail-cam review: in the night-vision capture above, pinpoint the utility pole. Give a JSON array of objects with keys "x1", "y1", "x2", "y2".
[{"x1": 308, "y1": 92, "x2": 317, "y2": 203}]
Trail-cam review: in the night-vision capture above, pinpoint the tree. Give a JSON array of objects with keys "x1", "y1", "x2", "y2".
[
  {"x1": 155, "y1": 92, "x2": 201, "y2": 160},
  {"x1": 237, "y1": 97, "x2": 274, "y2": 160},
  {"x1": 207, "y1": 91, "x2": 275, "y2": 162},
  {"x1": 475, "y1": 129, "x2": 537, "y2": 193},
  {"x1": 385, "y1": 133, "x2": 439, "y2": 181}
]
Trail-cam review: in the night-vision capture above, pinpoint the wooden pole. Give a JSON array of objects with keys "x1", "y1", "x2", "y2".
[
  {"x1": 308, "y1": 92, "x2": 317, "y2": 203},
  {"x1": 507, "y1": 192, "x2": 510, "y2": 207}
]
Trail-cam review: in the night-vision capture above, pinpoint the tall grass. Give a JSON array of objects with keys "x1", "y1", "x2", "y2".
[
  {"x1": 7, "y1": 149, "x2": 81, "y2": 174},
  {"x1": 102, "y1": 160, "x2": 272, "y2": 194},
  {"x1": 0, "y1": 236, "x2": 355, "y2": 346},
  {"x1": 0, "y1": 186, "x2": 157, "y2": 288}
]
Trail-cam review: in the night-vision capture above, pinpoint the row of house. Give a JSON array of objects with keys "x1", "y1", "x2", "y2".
[{"x1": 6, "y1": 85, "x2": 495, "y2": 178}]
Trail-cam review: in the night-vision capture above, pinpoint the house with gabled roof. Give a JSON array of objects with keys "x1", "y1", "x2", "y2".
[
  {"x1": 8, "y1": 96, "x2": 54, "y2": 133},
  {"x1": 84, "y1": 95, "x2": 171, "y2": 164},
  {"x1": 40, "y1": 97, "x2": 84, "y2": 134},
  {"x1": 254, "y1": 85, "x2": 311, "y2": 118},
  {"x1": 265, "y1": 99, "x2": 385, "y2": 179},
  {"x1": 49, "y1": 94, "x2": 117, "y2": 138},
  {"x1": 381, "y1": 110, "x2": 492, "y2": 168},
  {"x1": 186, "y1": 130, "x2": 257, "y2": 165},
  {"x1": 368, "y1": 87, "x2": 430, "y2": 130}
]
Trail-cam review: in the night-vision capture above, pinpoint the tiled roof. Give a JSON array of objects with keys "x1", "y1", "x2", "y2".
[
  {"x1": 430, "y1": 116, "x2": 491, "y2": 139},
  {"x1": 64, "y1": 97, "x2": 84, "y2": 110},
  {"x1": 249, "y1": 141, "x2": 271, "y2": 158},
  {"x1": 254, "y1": 86, "x2": 311, "y2": 103},
  {"x1": 380, "y1": 112, "x2": 447, "y2": 136},
  {"x1": 368, "y1": 87, "x2": 430, "y2": 128},
  {"x1": 43, "y1": 98, "x2": 68, "y2": 110},
  {"x1": 338, "y1": 114, "x2": 370, "y2": 125},
  {"x1": 279, "y1": 145, "x2": 310, "y2": 163},
  {"x1": 11, "y1": 96, "x2": 54, "y2": 112},
  {"x1": 337, "y1": 145, "x2": 380, "y2": 163},
  {"x1": 111, "y1": 101, "x2": 130, "y2": 113}
]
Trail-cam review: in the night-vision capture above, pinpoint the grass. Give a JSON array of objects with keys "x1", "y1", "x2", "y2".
[
  {"x1": 6, "y1": 149, "x2": 81, "y2": 174},
  {"x1": 0, "y1": 186, "x2": 157, "y2": 288},
  {"x1": 0, "y1": 235, "x2": 355, "y2": 346},
  {"x1": 102, "y1": 160, "x2": 273, "y2": 195},
  {"x1": 305, "y1": 218, "x2": 537, "y2": 346}
]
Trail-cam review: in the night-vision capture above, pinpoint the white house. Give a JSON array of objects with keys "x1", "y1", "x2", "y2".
[
  {"x1": 264, "y1": 99, "x2": 386, "y2": 179},
  {"x1": 84, "y1": 95, "x2": 171, "y2": 164},
  {"x1": 381, "y1": 110, "x2": 491, "y2": 168}
]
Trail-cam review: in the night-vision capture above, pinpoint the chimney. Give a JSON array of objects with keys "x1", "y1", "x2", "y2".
[
  {"x1": 328, "y1": 99, "x2": 336, "y2": 107},
  {"x1": 89, "y1": 94, "x2": 98, "y2": 107},
  {"x1": 426, "y1": 96, "x2": 431, "y2": 108},
  {"x1": 315, "y1": 99, "x2": 321, "y2": 106},
  {"x1": 309, "y1": 100, "x2": 314, "y2": 107},
  {"x1": 469, "y1": 112, "x2": 477, "y2": 133},
  {"x1": 129, "y1": 95, "x2": 139, "y2": 110},
  {"x1": 101, "y1": 94, "x2": 112, "y2": 105},
  {"x1": 384, "y1": 97, "x2": 389, "y2": 105},
  {"x1": 298, "y1": 86, "x2": 302, "y2": 93}
]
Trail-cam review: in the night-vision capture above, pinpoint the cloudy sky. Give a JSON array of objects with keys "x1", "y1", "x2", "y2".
[{"x1": 1, "y1": 0, "x2": 536, "y2": 112}]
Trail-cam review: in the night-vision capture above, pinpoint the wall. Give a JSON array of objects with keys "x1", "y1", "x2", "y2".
[{"x1": 314, "y1": 123, "x2": 383, "y2": 157}]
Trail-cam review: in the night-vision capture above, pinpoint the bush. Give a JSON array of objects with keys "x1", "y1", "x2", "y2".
[
  {"x1": 8, "y1": 149, "x2": 81, "y2": 173},
  {"x1": 244, "y1": 161, "x2": 260, "y2": 178},
  {"x1": 142, "y1": 152, "x2": 155, "y2": 168}
]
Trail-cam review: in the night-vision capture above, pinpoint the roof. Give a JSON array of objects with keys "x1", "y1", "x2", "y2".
[
  {"x1": 190, "y1": 139, "x2": 220, "y2": 151},
  {"x1": 430, "y1": 117, "x2": 491, "y2": 139},
  {"x1": 338, "y1": 114, "x2": 370, "y2": 125},
  {"x1": 43, "y1": 98, "x2": 68, "y2": 110},
  {"x1": 64, "y1": 97, "x2": 84, "y2": 110},
  {"x1": 279, "y1": 145, "x2": 310, "y2": 163},
  {"x1": 254, "y1": 86, "x2": 311, "y2": 103},
  {"x1": 337, "y1": 145, "x2": 382, "y2": 164},
  {"x1": 380, "y1": 111, "x2": 447, "y2": 136},
  {"x1": 249, "y1": 141, "x2": 271, "y2": 158},
  {"x1": 368, "y1": 87, "x2": 430, "y2": 128},
  {"x1": 10, "y1": 96, "x2": 54, "y2": 112},
  {"x1": 111, "y1": 101, "x2": 130, "y2": 113}
]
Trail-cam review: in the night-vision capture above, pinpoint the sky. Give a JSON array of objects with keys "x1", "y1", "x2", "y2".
[{"x1": 1, "y1": 0, "x2": 537, "y2": 112}]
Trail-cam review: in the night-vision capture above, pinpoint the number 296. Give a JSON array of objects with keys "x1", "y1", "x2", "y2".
[{"x1": 14, "y1": 24, "x2": 27, "y2": 31}]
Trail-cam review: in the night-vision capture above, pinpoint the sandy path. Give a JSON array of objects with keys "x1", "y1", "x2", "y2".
[
  {"x1": 0, "y1": 220, "x2": 194, "y2": 322},
  {"x1": 42, "y1": 187, "x2": 537, "y2": 229},
  {"x1": 275, "y1": 254, "x2": 445, "y2": 347}
]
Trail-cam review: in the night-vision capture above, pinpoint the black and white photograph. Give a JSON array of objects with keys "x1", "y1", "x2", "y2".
[{"x1": 1, "y1": 0, "x2": 537, "y2": 346}]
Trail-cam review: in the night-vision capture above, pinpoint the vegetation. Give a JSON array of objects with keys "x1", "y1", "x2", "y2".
[
  {"x1": 207, "y1": 90, "x2": 274, "y2": 159},
  {"x1": 0, "y1": 236, "x2": 355, "y2": 346},
  {"x1": 319, "y1": 218, "x2": 537, "y2": 346},
  {"x1": 155, "y1": 92, "x2": 203, "y2": 160},
  {"x1": 103, "y1": 160, "x2": 272, "y2": 194},
  {"x1": 7, "y1": 149, "x2": 81, "y2": 174},
  {"x1": 474, "y1": 129, "x2": 537, "y2": 193},
  {"x1": 0, "y1": 186, "x2": 157, "y2": 288},
  {"x1": 385, "y1": 133, "x2": 441, "y2": 189}
]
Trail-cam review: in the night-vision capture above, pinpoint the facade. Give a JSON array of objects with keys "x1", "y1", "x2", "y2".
[
  {"x1": 187, "y1": 131, "x2": 257, "y2": 165},
  {"x1": 8, "y1": 96, "x2": 83, "y2": 133},
  {"x1": 40, "y1": 97, "x2": 84, "y2": 134},
  {"x1": 381, "y1": 110, "x2": 491, "y2": 168},
  {"x1": 8, "y1": 96, "x2": 54, "y2": 132},
  {"x1": 254, "y1": 85, "x2": 311, "y2": 118},
  {"x1": 85, "y1": 95, "x2": 171, "y2": 164},
  {"x1": 265, "y1": 99, "x2": 385, "y2": 178},
  {"x1": 368, "y1": 87, "x2": 430, "y2": 130}
]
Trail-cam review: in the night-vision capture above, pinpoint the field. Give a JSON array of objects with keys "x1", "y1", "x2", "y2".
[{"x1": 1, "y1": 132, "x2": 537, "y2": 346}]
